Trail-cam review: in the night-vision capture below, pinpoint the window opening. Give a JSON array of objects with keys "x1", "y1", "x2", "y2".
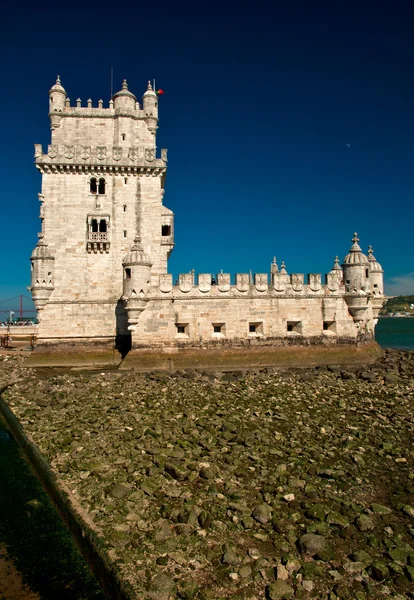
[
  {"x1": 249, "y1": 324, "x2": 256, "y2": 333},
  {"x1": 123, "y1": 205, "x2": 127, "y2": 212},
  {"x1": 365, "y1": 269, "x2": 369, "y2": 278},
  {"x1": 161, "y1": 225, "x2": 171, "y2": 236},
  {"x1": 90, "y1": 178, "x2": 97, "y2": 194},
  {"x1": 121, "y1": 134, "x2": 126, "y2": 141},
  {"x1": 91, "y1": 219, "x2": 98, "y2": 232},
  {"x1": 99, "y1": 219, "x2": 107, "y2": 233},
  {"x1": 323, "y1": 321, "x2": 336, "y2": 332},
  {"x1": 123, "y1": 230, "x2": 127, "y2": 238},
  {"x1": 175, "y1": 323, "x2": 188, "y2": 335},
  {"x1": 98, "y1": 178, "x2": 106, "y2": 195},
  {"x1": 287, "y1": 321, "x2": 302, "y2": 333},
  {"x1": 125, "y1": 268, "x2": 131, "y2": 279},
  {"x1": 124, "y1": 178, "x2": 128, "y2": 184}
]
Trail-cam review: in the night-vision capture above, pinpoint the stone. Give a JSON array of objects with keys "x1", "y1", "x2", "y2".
[
  {"x1": 356, "y1": 515, "x2": 374, "y2": 531},
  {"x1": 147, "y1": 573, "x2": 176, "y2": 599},
  {"x1": 252, "y1": 504, "x2": 272, "y2": 524},
  {"x1": 110, "y1": 483, "x2": 129, "y2": 499},
  {"x1": 267, "y1": 580, "x2": 294, "y2": 599},
  {"x1": 298, "y1": 533, "x2": 326, "y2": 556}
]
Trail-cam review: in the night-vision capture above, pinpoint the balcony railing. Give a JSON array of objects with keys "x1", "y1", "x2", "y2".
[{"x1": 88, "y1": 232, "x2": 108, "y2": 241}]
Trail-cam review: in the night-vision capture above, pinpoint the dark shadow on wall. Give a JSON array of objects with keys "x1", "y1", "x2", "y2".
[{"x1": 115, "y1": 299, "x2": 131, "y2": 358}]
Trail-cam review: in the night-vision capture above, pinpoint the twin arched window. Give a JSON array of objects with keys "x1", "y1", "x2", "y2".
[
  {"x1": 90, "y1": 177, "x2": 106, "y2": 195},
  {"x1": 91, "y1": 219, "x2": 107, "y2": 233}
]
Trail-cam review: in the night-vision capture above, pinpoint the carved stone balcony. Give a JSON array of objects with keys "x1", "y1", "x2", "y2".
[{"x1": 87, "y1": 232, "x2": 110, "y2": 253}]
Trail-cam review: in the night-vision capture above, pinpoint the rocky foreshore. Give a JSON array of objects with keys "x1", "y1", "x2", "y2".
[{"x1": 0, "y1": 350, "x2": 413, "y2": 600}]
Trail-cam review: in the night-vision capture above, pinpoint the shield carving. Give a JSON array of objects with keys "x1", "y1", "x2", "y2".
[
  {"x1": 308, "y1": 273, "x2": 322, "y2": 292},
  {"x1": 218, "y1": 272, "x2": 230, "y2": 292},
  {"x1": 48, "y1": 145, "x2": 58, "y2": 159},
  {"x1": 113, "y1": 147, "x2": 122, "y2": 161},
  {"x1": 198, "y1": 274, "x2": 211, "y2": 293},
  {"x1": 80, "y1": 145, "x2": 91, "y2": 160},
  {"x1": 128, "y1": 148, "x2": 138, "y2": 161},
  {"x1": 145, "y1": 148, "x2": 155, "y2": 162},
  {"x1": 159, "y1": 274, "x2": 173, "y2": 293},
  {"x1": 64, "y1": 145, "x2": 74, "y2": 159},
  {"x1": 273, "y1": 274, "x2": 286, "y2": 292},
  {"x1": 179, "y1": 273, "x2": 192, "y2": 293},
  {"x1": 236, "y1": 273, "x2": 250, "y2": 292},
  {"x1": 292, "y1": 274, "x2": 304, "y2": 292},
  {"x1": 96, "y1": 146, "x2": 107, "y2": 160},
  {"x1": 327, "y1": 273, "x2": 339, "y2": 292},
  {"x1": 255, "y1": 273, "x2": 268, "y2": 292}
]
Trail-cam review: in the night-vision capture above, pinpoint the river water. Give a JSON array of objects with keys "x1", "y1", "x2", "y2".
[
  {"x1": 375, "y1": 317, "x2": 414, "y2": 350},
  {"x1": 0, "y1": 416, "x2": 105, "y2": 600}
]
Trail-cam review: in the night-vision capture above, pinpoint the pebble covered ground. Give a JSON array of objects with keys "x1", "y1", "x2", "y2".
[{"x1": 1, "y1": 350, "x2": 413, "y2": 600}]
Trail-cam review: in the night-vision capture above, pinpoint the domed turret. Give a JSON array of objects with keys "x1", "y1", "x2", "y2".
[
  {"x1": 368, "y1": 245, "x2": 385, "y2": 322},
  {"x1": 342, "y1": 233, "x2": 371, "y2": 325},
  {"x1": 49, "y1": 76, "x2": 66, "y2": 129},
  {"x1": 122, "y1": 236, "x2": 153, "y2": 329},
  {"x1": 342, "y1": 233, "x2": 370, "y2": 293},
  {"x1": 113, "y1": 79, "x2": 137, "y2": 113},
  {"x1": 142, "y1": 81, "x2": 158, "y2": 133},
  {"x1": 29, "y1": 235, "x2": 55, "y2": 313}
]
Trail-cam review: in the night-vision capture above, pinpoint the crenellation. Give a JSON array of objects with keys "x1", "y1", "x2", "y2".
[{"x1": 29, "y1": 76, "x2": 385, "y2": 355}]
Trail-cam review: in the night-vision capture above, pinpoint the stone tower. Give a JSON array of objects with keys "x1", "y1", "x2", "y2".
[{"x1": 29, "y1": 77, "x2": 174, "y2": 347}]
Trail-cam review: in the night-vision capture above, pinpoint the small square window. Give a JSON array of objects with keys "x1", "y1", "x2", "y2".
[
  {"x1": 212, "y1": 323, "x2": 225, "y2": 336},
  {"x1": 175, "y1": 323, "x2": 189, "y2": 336},
  {"x1": 249, "y1": 322, "x2": 263, "y2": 335},
  {"x1": 162, "y1": 225, "x2": 171, "y2": 236},
  {"x1": 323, "y1": 321, "x2": 336, "y2": 333},
  {"x1": 287, "y1": 321, "x2": 302, "y2": 334}
]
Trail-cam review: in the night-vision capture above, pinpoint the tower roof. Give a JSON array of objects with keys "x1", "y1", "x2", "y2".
[
  {"x1": 343, "y1": 233, "x2": 369, "y2": 265},
  {"x1": 331, "y1": 256, "x2": 342, "y2": 271},
  {"x1": 143, "y1": 80, "x2": 157, "y2": 98},
  {"x1": 368, "y1": 246, "x2": 383, "y2": 272},
  {"x1": 122, "y1": 236, "x2": 152, "y2": 267},
  {"x1": 113, "y1": 79, "x2": 137, "y2": 101},
  {"x1": 49, "y1": 75, "x2": 66, "y2": 96}
]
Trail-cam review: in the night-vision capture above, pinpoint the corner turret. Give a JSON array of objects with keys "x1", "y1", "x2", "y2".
[
  {"x1": 113, "y1": 79, "x2": 137, "y2": 113},
  {"x1": 28, "y1": 234, "x2": 55, "y2": 315},
  {"x1": 342, "y1": 233, "x2": 371, "y2": 324},
  {"x1": 142, "y1": 81, "x2": 158, "y2": 134},
  {"x1": 49, "y1": 76, "x2": 66, "y2": 129},
  {"x1": 122, "y1": 237, "x2": 153, "y2": 330},
  {"x1": 368, "y1": 246, "x2": 385, "y2": 323}
]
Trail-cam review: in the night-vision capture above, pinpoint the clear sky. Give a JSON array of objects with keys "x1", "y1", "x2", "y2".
[{"x1": 0, "y1": 0, "x2": 413, "y2": 316}]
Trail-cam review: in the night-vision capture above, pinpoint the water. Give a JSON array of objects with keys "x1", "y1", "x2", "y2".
[
  {"x1": 0, "y1": 416, "x2": 105, "y2": 599},
  {"x1": 376, "y1": 317, "x2": 414, "y2": 350}
]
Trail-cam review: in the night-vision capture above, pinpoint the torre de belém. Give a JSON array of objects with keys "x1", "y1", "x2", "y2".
[{"x1": 28, "y1": 77, "x2": 385, "y2": 368}]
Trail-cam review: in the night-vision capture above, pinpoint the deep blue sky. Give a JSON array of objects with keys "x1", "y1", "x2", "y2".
[{"x1": 1, "y1": 0, "x2": 413, "y2": 315}]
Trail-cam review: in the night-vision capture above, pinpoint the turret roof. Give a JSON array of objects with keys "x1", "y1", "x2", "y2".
[
  {"x1": 122, "y1": 236, "x2": 152, "y2": 267},
  {"x1": 368, "y1": 246, "x2": 383, "y2": 272},
  {"x1": 343, "y1": 233, "x2": 369, "y2": 265},
  {"x1": 113, "y1": 79, "x2": 137, "y2": 101},
  {"x1": 49, "y1": 75, "x2": 66, "y2": 96}
]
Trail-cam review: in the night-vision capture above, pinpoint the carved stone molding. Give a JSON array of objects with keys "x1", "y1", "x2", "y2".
[
  {"x1": 198, "y1": 274, "x2": 211, "y2": 293},
  {"x1": 236, "y1": 273, "x2": 249, "y2": 292}
]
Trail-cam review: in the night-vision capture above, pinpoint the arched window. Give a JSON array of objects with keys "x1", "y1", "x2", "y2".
[
  {"x1": 99, "y1": 219, "x2": 107, "y2": 233},
  {"x1": 90, "y1": 178, "x2": 97, "y2": 194},
  {"x1": 91, "y1": 219, "x2": 98, "y2": 232},
  {"x1": 98, "y1": 178, "x2": 106, "y2": 195}
]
